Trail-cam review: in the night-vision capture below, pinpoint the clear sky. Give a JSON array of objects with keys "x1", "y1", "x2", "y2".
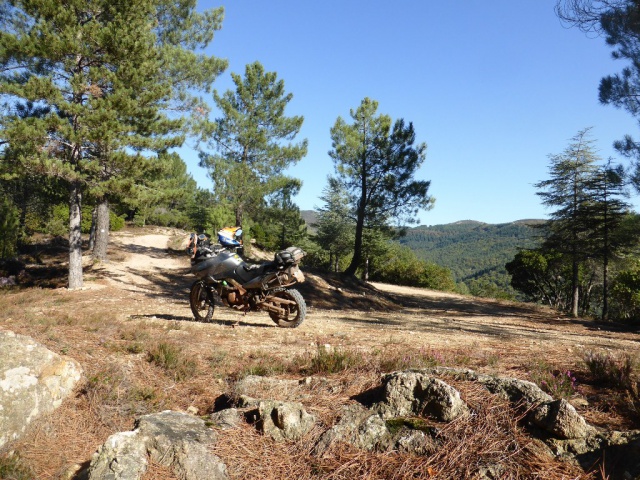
[{"x1": 180, "y1": 0, "x2": 640, "y2": 226}]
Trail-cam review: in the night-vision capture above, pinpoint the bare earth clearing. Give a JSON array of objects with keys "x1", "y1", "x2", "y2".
[{"x1": 2, "y1": 227, "x2": 639, "y2": 479}]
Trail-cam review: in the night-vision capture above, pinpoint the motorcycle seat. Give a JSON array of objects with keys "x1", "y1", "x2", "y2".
[{"x1": 243, "y1": 261, "x2": 277, "y2": 274}]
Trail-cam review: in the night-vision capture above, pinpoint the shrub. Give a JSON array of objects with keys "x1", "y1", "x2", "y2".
[
  {"x1": 584, "y1": 350, "x2": 635, "y2": 390},
  {"x1": 0, "y1": 453, "x2": 35, "y2": 480},
  {"x1": 306, "y1": 344, "x2": 364, "y2": 374},
  {"x1": 147, "y1": 342, "x2": 197, "y2": 381},
  {"x1": 0, "y1": 198, "x2": 20, "y2": 259},
  {"x1": 529, "y1": 360, "x2": 578, "y2": 399}
]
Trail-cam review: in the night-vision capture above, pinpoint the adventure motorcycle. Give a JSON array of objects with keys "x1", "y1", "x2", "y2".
[{"x1": 188, "y1": 239, "x2": 307, "y2": 328}]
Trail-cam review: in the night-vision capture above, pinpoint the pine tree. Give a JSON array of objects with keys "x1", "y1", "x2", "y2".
[
  {"x1": 535, "y1": 128, "x2": 599, "y2": 317},
  {"x1": 557, "y1": 1, "x2": 640, "y2": 188},
  {"x1": 314, "y1": 177, "x2": 355, "y2": 272},
  {"x1": 329, "y1": 97, "x2": 433, "y2": 277},
  {"x1": 0, "y1": 0, "x2": 226, "y2": 287},
  {"x1": 199, "y1": 61, "x2": 307, "y2": 227},
  {"x1": 584, "y1": 160, "x2": 632, "y2": 319}
]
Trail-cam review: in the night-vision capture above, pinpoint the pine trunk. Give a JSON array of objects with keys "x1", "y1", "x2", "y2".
[
  {"x1": 88, "y1": 206, "x2": 97, "y2": 251},
  {"x1": 93, "y1": 199, "x2": 110, "y2": 261},
  {"x1": 571, "y1": 258, "x2": 579, "y2": 318},
  {"x1": 68, "y1": 184, "x2": 83, "y2": 289}
]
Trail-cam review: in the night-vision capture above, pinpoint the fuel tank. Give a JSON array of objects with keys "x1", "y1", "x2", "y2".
[{"x1": 191, "y1": 250, "x2": 244, "y2": 280}]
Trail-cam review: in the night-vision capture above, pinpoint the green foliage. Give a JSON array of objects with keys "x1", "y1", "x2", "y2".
[
  {"x1": 329, "y1": 97, "x2": 433, "y2": 276},
  {"x1": 313, "y1": 178, "x2": 355, "y2": 271},
  {"x1": 610, "y1": 262, "x2": 640, "y2": 322},
  {"x1": 110, "y1": 211, "x2": 125, "y2": 232},
  {"x1": 506, "y1": 248, "x2": 570, "y2": 308},
  {"x1": 45, "y1": 204, "x2": 70, "y2": 238},
  {"x1": 369, "y1": 242, "x2": 456, "y2": 291},
  {"x1": 0, "y1": 0, "x2": 226, "y2": 287},
  {"x1": 0, "y1": 198, "x2": 20, "y2": 258},
  {"x1": 252, "y1": 179, "x2": 307, "y2": 251},
  {"x1": 0, "y1": 452, "x2": 35, "y2": 480},
  {"x1": 199, "y1": 61, "x2": 307, "y2": 226},
  {"x1": 401, "y1": 220, "x2": 540, "y2": 297}
]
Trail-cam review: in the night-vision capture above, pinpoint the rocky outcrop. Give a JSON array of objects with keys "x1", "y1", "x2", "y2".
[
  {"x1": 0, "y1": 330, "x2": 83, "y2": 449},
  {"x1": 85, "y1": 371, "x2": 640, "y2": 479},
  {"x1": 530, "y1": 398, "x2": 594, "y2": 440},
  {"x1": 89, "y1": 411, "x2": 228, "y2": 480},
  {"x1": 257, "y1": 400, "x2": 316, "y2": 441},
  {"x1": 375, "y1": 371, "x2": 469, "y2": 421},
  {"x1": 314, "y1": 404, "x2": 393, "y2": 455}
]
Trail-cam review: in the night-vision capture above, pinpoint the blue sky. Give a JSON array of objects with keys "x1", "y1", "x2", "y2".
[{"x1": 181, "y1": 1, "x2": 640, "y2": 226}]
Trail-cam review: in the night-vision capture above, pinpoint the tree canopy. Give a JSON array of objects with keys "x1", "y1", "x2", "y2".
[
  {"x1": 199, "y1": 61, "x2": 307, "y2": 227},
  {"x1": 0, "y1": 0, "x2": 226, "y2": 287},
  {"x1": 329, "y1": 97, "x2": 433, "y2": 277}
]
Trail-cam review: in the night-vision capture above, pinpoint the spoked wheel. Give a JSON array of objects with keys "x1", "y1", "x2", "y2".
[
  {"x1": 189, "y1": 281, "x2": 214, "y2": 322},
  {"x1": 267, "y1": 288, "x2": 306, "y2": 328}
]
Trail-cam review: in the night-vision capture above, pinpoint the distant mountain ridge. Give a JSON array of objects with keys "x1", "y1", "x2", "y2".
[
  {"x1": 300, "y1": 210, "x2": 543, "y2": 294},
  {"x1": 398, "y1": 219, "x2": 544, "y2": 292}
]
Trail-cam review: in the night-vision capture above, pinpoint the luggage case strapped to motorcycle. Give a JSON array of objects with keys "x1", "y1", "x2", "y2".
[{"x1": 274, "y1": 246, "x2": 305, "y2": 267}]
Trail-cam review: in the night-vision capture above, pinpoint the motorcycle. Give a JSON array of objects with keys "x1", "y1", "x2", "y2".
[{"x1": 188, "y1": 239, "x2": 307, "y2": 328}]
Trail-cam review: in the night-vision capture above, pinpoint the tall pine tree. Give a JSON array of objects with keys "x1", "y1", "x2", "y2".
[
  {"x1": 535, "y1": 128, "x2": 599, "y2": 317},
  {"x1": 0, "y1": 0, "x2": 226, "y2": 287},
  {"x1": 199, "y1": 61, "x2": 307, "y2": 227},
  {"x1": 329, "y1": 97, "x2": 433, "y2": 277}
]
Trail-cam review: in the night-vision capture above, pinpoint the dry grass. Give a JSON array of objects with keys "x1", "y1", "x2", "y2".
[{"x1": 1, "y1": 228, "x2": 638, "y2": 479}]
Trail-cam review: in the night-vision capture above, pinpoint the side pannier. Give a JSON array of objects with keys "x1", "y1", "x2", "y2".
[{"x1": 275, "y1": 246, "x2": 305, "y2": 266}]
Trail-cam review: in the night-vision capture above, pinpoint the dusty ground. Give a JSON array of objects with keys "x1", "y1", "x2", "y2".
[
  {"x1": 1, "y1": 226, "x2": 640, "y2": 479},
  {"x1": 89, "y1": 228, "x2": 639, "y2": 371}
]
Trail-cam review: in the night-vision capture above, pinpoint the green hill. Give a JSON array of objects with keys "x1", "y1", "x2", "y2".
[{"x1": 398, "y1": 220, "x2": 544, "y2": 295}]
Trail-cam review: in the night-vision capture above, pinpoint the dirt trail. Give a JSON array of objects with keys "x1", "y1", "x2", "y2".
[{"x1": 86, "y1": 229, "x2": 640, "y2": 370}]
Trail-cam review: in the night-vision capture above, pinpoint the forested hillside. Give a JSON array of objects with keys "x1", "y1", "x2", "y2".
[{"x1": 398, "y1": 220, "x2": 544, "y2": 296}]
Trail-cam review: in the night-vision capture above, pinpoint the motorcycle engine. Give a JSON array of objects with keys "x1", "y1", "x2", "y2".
[{"x1": 226, "y1": 291, "x2": 243, "y2": 306}]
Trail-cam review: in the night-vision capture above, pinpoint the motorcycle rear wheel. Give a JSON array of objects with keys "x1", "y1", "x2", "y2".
[
  {"x1": 268, "y1": 288, "x2": 306, "y2": 328},
  {"x1": 190, "y1": 281, "x2": 214, "y2": 322}
]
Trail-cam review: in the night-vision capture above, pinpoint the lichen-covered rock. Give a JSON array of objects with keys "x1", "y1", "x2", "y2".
[
  {"x1": 376, "y1": 371, "x2": 468, "y2": 421},
  {"x1": 87, "y1": 431, "x2": 148, "y2": 480},
  {"x1": 477, "y1": 374, "x2": 553, "y2": 406},
  {"x1": 257, "y1": 400, "x2": 315, "y2": 441},
  {"x1": 314, "y1": 404, "x2": 393, "y2": 455},
  {"x1": 0, "y1": 330, "x2": 83, "y2": 449},
  {"x1": 530, "y1": 399, "x2": 593, "y2": 439},
  {"x1": 89, "y1": 411, "x2": 228, "y2": 480},
  {"x1": 209, "y1": 408, "x2": 242, "y2": 430}
]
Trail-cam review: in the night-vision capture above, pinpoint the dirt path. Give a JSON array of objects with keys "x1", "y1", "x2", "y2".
[{"x1": 86, "y1": 229, "x2": 640, "y2": 371}]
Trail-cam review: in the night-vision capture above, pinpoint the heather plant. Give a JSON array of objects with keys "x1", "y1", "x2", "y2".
[
  {"x1": 584, "y1": 350, "x2": 635, "y2": 390},
  {"x1": 529, "y1": 360, "x2": 578, "y2": 399}
]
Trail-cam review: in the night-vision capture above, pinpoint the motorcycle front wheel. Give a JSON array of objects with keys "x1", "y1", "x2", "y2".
[
  {"x1": 268, "y1": 288, "x2": 306, "y2": 328},
  {"x1": 189, "y1": 281, "x2": 214, "y2": 322}
]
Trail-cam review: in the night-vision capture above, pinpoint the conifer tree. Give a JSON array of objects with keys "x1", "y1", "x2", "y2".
[
  {"x1": 329, "y1": 97, "x2": 433, "y2": 277},
  {"x1": 557, "y1": 1, "x2": 640, "y2": 188},
  {"x1": 314, "y1": 177, "x2": 355, "y2": 272},
  {"x1": 0, "y1": 0, "x2": 226, "y2": 287},
  {"x1": 199, "y1": 61, "x2": 308, "y2": 227},
  {"x1": 584, "y1": 160, "x2": 632, "y2": 319},
  {"x1": 535, "y1": 128, "x2": 599, "y2": 317}
]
